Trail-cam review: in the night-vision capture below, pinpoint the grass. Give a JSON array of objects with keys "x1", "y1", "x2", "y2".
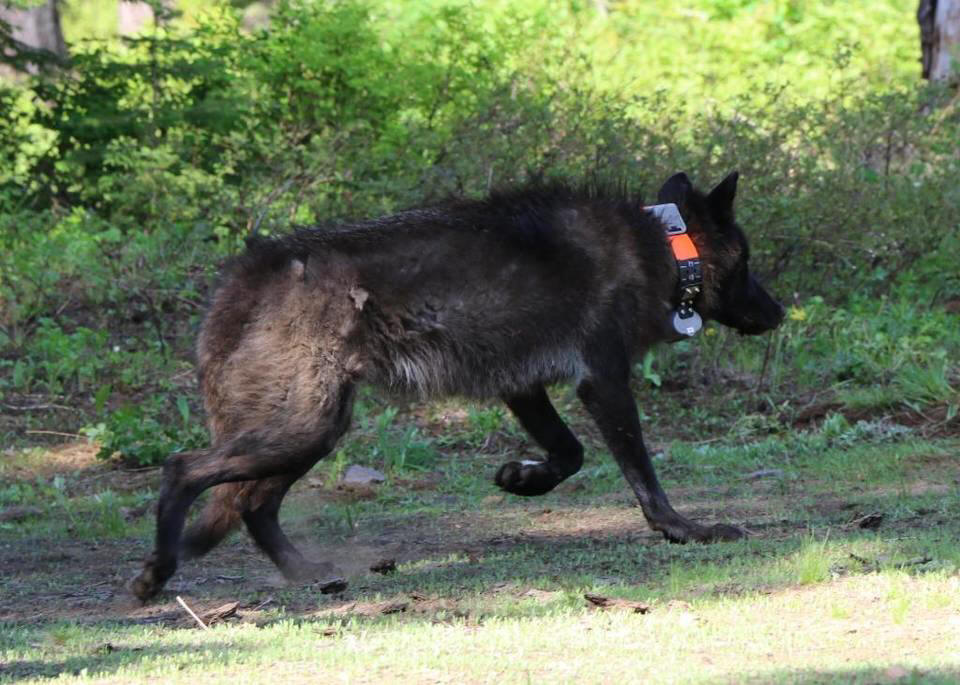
[
  {"x1": 1, "y1": 399, "x2": 958, "y2": 682},
  {"x1": 2, "y1": 574, "x2": 958, "y2": 683}
]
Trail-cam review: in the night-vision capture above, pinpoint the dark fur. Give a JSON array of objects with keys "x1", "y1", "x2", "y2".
[{"x1": 132, "y1": 171, "x2": 784, "y2": 601}]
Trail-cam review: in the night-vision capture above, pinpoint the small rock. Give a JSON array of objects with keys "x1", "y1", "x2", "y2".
[
  {"x1": 370, "y1": 558, "x2": 397, "y2": 574},
  {"x1": 317, "y1": 577, "x2": 348, "y2": 594},
  {"x1": 743, "y1": 469, "x2": 785, "y2": 480},
  {"x1": 341, "y1": 465, "x2": 386, "y2": 486},
  {"x1": 855, "y1": 512, "x2": 884, "y2": 530}
]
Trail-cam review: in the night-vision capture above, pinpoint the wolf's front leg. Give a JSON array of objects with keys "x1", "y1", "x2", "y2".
[
  {"x1": 494, "y1": 385, "x2": 584, "y2": 496},
  {"x1": 575, "y1": 366, "x2": 744, "y2": 544}
]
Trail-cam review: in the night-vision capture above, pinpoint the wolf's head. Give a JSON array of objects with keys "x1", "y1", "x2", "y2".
[{"x1": 657, "y1": 171, "x2": 784, "y2": 336}]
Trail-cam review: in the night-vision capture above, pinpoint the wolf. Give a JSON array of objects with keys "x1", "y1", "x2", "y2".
[{"x1": 131, "y1": 171, "x2": 784, "y2": 601}]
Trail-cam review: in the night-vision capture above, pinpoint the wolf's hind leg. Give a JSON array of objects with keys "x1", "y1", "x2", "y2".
[
  {"x1": 179, "y1": 478, "x2": 340, "y2": 586},
  {"x1": 131, "y1": 442, "x2": 319, "y2": 602},
  {"x1": 240, "y1": 474, "x2": 341, "y2": 585},
  {"x1": 179, "y1": 483, "x2": 244, "y2": 561},
  {"x1": 241, "y1": 384, "x2": 354, "y2": 585},
  {"x1": 495, "y1": 385, "x2": 584, "y2": 496},
  {"x1": 132, "y1": 386, "x2": 354, "y2": 601}
]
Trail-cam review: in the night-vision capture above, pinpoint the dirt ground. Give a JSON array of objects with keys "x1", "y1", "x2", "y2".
[{"x1": 0, "y1": 443, "x2": 795, "y2": 626}]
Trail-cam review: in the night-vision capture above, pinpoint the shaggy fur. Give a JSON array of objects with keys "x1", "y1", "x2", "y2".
[{"x1": 132, "y1": 171, "x2": 784, "y2": 601}]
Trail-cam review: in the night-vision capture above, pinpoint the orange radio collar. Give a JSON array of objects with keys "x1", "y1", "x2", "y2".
[{"x1": 644, "y1": 203, "x2": 703, "y2": 337}]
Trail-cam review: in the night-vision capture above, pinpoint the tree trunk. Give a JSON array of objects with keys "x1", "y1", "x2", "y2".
[{"x1": 919, "y1": 0, "x2": 960, "y2": 83}]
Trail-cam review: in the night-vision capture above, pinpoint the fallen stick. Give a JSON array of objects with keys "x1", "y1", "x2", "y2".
[
  {"x1": 25, "y1": 430, "x2": 83, "y2": 438},
  {"x1": 176, "y1": 595, "x2": 210, "y2": 630}
]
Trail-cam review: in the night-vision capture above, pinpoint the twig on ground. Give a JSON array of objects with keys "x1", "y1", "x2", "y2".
[
  {"x1": 176, "y1": 596, "x2": 210, "y2": 630},
  {"x1": 25, "y1": 430, "x2": 83, "y2": 439},
  {"x1": 583, "y1": 593, "x2": 651, "y2": 613},
  {"x1": 175, "y1": 295, "x2": 204, "y2": 310},
  {"x1": 897, "y1": 556, "x2": 933, "y2": 568},
  {"x1": 4, "y1": 403, "x2": 77, "y2": 412},
  {"x1": 250, "y1": 596, "x2": 275, "y2": 611},
  {"x1": 756, "y1": 329, "x2": 776, "y2": 392}
]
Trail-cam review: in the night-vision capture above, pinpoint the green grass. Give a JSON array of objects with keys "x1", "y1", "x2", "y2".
[
  {"x1": 2, "y1": 573, "x2": 958, "y2": 683},
  {"x1": 2, "y1": 415, "x2": 958, "y2": 682}
]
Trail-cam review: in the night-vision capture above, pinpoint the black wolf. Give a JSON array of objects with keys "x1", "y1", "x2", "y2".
[{"x1": 132, "y1": 171, "x2": 784, "y2": 600}]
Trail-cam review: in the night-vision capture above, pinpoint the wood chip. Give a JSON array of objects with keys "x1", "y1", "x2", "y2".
[
  {"x1": 201, "y1": 601, "x2": 240, "y2": 625},
  {"x1": 379, "y1": 601, "x2": 408, "y2": 615},
  {"x1": 321, "y1": 600, "x2": 408, "y2": 617},
  {"x1": 583, "y1": 593, "x2": 651, "y2": 613}
]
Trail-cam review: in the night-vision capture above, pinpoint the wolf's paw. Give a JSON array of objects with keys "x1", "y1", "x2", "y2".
[
  {"x1": 494, "y1": 459, "x2": 563, "y2": 497},
  {"x1": 661, "y1": 521, "x2": 747, "y2": 544},
  {"x1": 130, "y1": 557, "x2": 175, "y2": 602}
]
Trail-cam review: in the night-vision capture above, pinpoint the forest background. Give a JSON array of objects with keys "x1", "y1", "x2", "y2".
[{"x1": 1, "y1": 0, "x2": 957, "y2": 451}]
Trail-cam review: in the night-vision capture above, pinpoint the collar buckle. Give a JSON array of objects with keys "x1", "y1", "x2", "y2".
[{"x1": 644, "y1": 203, "x2": 703, "y2": 337}]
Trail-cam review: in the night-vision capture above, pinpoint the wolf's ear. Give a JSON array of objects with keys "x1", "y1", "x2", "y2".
[
  {"x1": 707, "y1": 171, "x2": 739, "y2": 214},
  {"x1": 657, "y1": 172, "x2": 693, "y2": 205}
]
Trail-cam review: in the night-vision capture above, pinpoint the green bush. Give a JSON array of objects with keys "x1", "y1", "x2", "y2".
[
  {"x1": 84, "y1": 395, "x2": 206, "y2": 466},
  {"x1": 1, "y1": 0, "x2": 957, "y2": 447}
]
